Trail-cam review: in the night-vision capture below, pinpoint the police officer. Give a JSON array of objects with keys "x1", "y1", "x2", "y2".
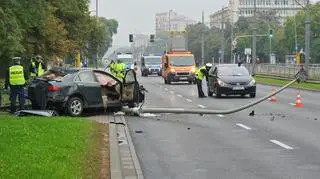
[
  {"x1": 115, "y1": 60, "x2": 126, "y2": 79},
  {"x1": 29, "y1": 55, "x2": 47, "y2": 77},
  {"x1": 195, "y1": 63, "x2": 212, "y2": 98},
  {"x1": 4, "y1": 57, "x2": 28, "y2": 113},
  {"x1": 108, "y1": 60, "x2": 116, "y2": 76}
]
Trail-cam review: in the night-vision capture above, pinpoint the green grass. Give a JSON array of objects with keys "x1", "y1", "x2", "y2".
[
  {"x1": 0, "y1": 115, "x2": 108, "y2": 178},
  {"x1": 255, "y1": 76, "x2": 320, "y2": 91}
]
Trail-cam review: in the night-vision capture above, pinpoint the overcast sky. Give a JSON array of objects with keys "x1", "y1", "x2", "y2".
[
  {"x1": 89, "y1": 0, "x2": 227, "y2": 47},
  {"x1": 90, "y1": 0, "x2": 319, "y2": 47}
]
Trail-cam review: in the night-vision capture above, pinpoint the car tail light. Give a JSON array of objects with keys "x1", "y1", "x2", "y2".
[{"x1": 48, "y1": 86, "x2": 61, "y2": 91}]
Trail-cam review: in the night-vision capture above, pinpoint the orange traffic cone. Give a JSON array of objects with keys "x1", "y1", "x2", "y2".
[
  {"x1": 270, "y1": 88, "x2": 277, "y2": 103},
  {"x1": 295, "y1": 92, "x2": 303, "y2": 108}
]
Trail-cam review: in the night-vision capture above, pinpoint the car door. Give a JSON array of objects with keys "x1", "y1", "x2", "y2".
[
  {"x1": 121, "y1": 70, "x2": 139, "y2": 103},
  {"x1": 75, "y1": 71, "x2": 103, "y2": 107}
]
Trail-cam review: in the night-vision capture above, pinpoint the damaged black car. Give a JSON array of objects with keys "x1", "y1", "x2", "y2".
[{"x1": 27, "y1": 68, "x2": 145, "y2": 116}]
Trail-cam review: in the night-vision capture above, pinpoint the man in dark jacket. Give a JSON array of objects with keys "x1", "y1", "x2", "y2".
[{"x1": 5, "y1": 57, "x2": 28, "y2": 113}]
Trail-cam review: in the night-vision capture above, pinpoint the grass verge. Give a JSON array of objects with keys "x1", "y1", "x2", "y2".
[
  {"x1": 0, "y1": 115, "x2": 109, "y2": 179},
  {"x1": 255, "y1": 76, "x2": 320, "y2": 91}
]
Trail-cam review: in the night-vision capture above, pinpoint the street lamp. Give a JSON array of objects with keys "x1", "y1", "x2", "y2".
[{"x1": 95, "y1": 0, "x2": 99, "y2": 69}]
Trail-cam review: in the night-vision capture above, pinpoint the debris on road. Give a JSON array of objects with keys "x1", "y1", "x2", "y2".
[
  {"x1": 135, "y1": 130, "x2": 143, "y2": 134},
  {"x1": 249, "y1": 110, "x2": 255, "y2": 116},
  {"x1": 14, "y1": 110, "x2": 58, "y2": 117}
]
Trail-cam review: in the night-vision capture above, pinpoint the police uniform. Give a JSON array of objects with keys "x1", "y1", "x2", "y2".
[
  {"x1": 115, "y1": 61, "x2": 126, "y2": 79},
  {"x1": 195, "y1": 63, "x2": 212, "y2": 98},
  {"x1": 29, "y1": 55, "x2": 46, "y2": 77},
  {"x1": 5, "y1": 57, "x2": 28, "y2": 113}
]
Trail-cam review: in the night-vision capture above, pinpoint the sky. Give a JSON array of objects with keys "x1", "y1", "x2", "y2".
[{"x1": 89, "y1": 0, "x2": 227, "y2": 47}]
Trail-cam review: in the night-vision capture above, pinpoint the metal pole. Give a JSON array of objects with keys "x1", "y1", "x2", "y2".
[
  {"x1": 231, "y1": 24, "x2": 234, "y2": 64},
  {"x1": 252, "y1": 0, "x2": 257, "y2": 74},
  {"x1": 95, "y1": 0, "x2": 99, "y2": 69},
  {"x1": 305, "y1": 0, "x2": 311, "y2": 76},
  {"x1": 201, "y1": 11, "x2": 205, "y2": 66},
  {"x1": 269, "y1": 36, "x2": 272, "y2": 63},
  {"x1": 220, "y1": 7, "x2": 225, "y2": 63},
  {"x1": 294, "y1": 15, "x2": 298, "y2": 52}
]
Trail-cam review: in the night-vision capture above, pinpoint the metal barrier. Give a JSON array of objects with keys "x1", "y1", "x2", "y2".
[{"x1": 244, "y1": 64, "x2": 320, "y2": 81}]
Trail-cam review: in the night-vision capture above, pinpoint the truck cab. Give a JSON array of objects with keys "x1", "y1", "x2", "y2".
[
  {"x1": 141, "y1": 54, "x2": 162, "y2": 76},
  {"x1": 161, "y1": 50, "x2": 196, "y2": 84}
]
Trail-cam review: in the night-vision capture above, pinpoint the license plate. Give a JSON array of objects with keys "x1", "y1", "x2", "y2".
[
  {"x1": 180, "y1": 77, "x2": 188, "y2": 80},
  {"x1": 233, "y1": 86, "x2": 244, "y2": 90}
]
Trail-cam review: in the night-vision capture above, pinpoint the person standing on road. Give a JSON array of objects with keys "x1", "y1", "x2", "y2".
[
  {"x1": 4, "y1": 57, "x2": 28, "y2": 113},
  {"x1": 195, "y1": 63, "x2": 212, "y2": 98}
]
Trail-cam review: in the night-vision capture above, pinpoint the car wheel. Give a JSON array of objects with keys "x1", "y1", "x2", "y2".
[
  {"x1": 215, "y1": 87, "x2": 221, "y2": 98},
  {"x1": 66, "y1": 97, "x2": 84, "y2": 117},
  {"x1": 250, "y1": 93, "x2": 256, "y2": 98},
  {"x1": 188, "y1": 81, "x2": 192, "y2": 84}
]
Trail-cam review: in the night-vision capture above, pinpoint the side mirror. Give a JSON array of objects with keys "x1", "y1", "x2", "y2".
[{"x1": 164, "y1": 63, "x2": 168, "y2": 68}]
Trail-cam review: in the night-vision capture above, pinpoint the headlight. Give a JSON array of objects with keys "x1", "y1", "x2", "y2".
[
  {"x1": 249, "y1": 79, "x2": 256, "y2": 86},
  {"x1": 170, "y1": 68, "x2": 176, "y2": 73},
  {"x1": 217, "y1": 79, "x2": 227, "y2": 87},
  {"x1": 191, "y1": 67, "x2": 196, "y2": 73}
]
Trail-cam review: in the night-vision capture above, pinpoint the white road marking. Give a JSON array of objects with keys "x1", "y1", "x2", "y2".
[
  {"x1": 217, "y1": 114, "x2": 225, "y2": 118},
  {"x1": 270, "y1": 140, "x2": 294, "y2": 150},
  {"x1": 140, "y1": 113, "x2": 159, "y2": 117},
  {"x1": 289, "y1": 103, "x2": 296, "y2": 106},
  {"x1": 170, "y1": 91, "x2": 175, "y2": 94},
  {"x1": 186, "y1": 99, "x2": 193, "y2": 102},
  {"x1": 177, "y1": 94, "x2": 183, "y2": 98},
  {"x1": 236, "y1": 123, "x2": 252, "y2": 130},
  {"x1": 164, "y1": 88, "x2": 168, "y2": 91},
  {"x1": 197, "y1": 104, "x2": 206, "y2": 109}
]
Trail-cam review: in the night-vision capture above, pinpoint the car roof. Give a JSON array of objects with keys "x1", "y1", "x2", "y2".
[{"x1": 215, "y1": 64, "x2": 244, "y2": 68}]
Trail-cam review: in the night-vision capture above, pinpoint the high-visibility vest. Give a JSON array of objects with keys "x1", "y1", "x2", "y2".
[
  {"x1": 115, "y1": 63, "x2": 125, "y2": 78},
  {"x1": 38, "y1": 63, "x2": 44, "y2": 76},
  {"x1": 195, "y1": 66, "x2": 206, "y2": 80},
  {"x1": 30, "y1": 61, "x2": 36, "y2": 77},
  {"x1": 9, "y1": 65, "x2": 26, "y2": 85}
]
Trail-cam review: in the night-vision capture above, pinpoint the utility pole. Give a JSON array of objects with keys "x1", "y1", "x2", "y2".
[
  {"x1": 305, "y1": 0, "x2": 311, "y2": 76},
  {"x1": 220, "y1": 7, "x2": 225, "y2": 63},
  {"x1": 95, "y1": 0, "x2": 99, "y2": 69},
  {"x1": 252, "y1": 0, "x2": 257, "y2": 73},
  {"x1": 201, "y1": 11, "x2": 205, "y2": 66}
]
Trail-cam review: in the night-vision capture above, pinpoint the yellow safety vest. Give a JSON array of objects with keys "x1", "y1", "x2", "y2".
[
  {"x1": 195, "y1": 66, "x2": 206, "y2": 80},
  {"x1": 30, "y1": 61, "x2": 36, "y2": 77},
  {"x1": 115, "y1": 63, "x2": 125, "y2": 78},
  {"x1": 9, "y1": 65, "x2": 26, "y2": 85},
  {"x1": 38, "y1": 63, "x2": 44, "y2": 76}
]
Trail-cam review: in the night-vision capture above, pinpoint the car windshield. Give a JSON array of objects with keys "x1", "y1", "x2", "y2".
[
  {"x1": 169, "y1": 56, "x2": 195, "y2": 66},
  {"x1": 218, "y1": 66, "x2": 250, "y2": 76},
  {"x1": 118, "y1": 58, "x2": 133, "y2": 64},
  {"x1": 145, "y1": 57, "x2": 161, "y2": 64}
]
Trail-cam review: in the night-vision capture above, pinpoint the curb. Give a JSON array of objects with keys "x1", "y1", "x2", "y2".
[
  {"x1": 109, "y1": 116, "x2": 123, "y2": 179},
  {"x1": 109, "y1": 114, "x2": 144, "y2": 179}
]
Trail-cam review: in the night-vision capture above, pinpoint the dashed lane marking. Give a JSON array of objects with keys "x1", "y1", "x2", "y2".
[
  {"x1": 170, "y1": 91, "x2": 175, "y2": 94},
  {"x1": 217, "y1": 114, "x2": 225, "y2": 118},
  {"x1": 164, "y1": 88, "x2": 168, "y2": 91},
  {"x1": 197, "y1": 104, "x2": 206, "y2": 109},
  {"x1": 270, "y1": 140, "x2": 294, "y2": 150},
  {"x1": 186, "y1": 99, "x2": 193, "y2": 102},
  {"x1": 177, "y1": 94, "x2": 183, "y2": 98},
  {"x1": 236, "y1": 123, "x2": 252, "y2": 130}
]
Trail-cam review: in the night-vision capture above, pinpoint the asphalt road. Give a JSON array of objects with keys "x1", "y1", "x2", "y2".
[{"x1": 127, "y1": 74, "x2": 320, "y2": 179}]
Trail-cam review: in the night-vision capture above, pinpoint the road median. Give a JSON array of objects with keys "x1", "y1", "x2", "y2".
[{"x1": 255, "y1": 75, "x2": 320, "y2": 92}]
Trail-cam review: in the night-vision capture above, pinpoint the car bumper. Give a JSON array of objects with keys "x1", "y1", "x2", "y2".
[
  {"x1": 169, "y1": 73, "x2": 195, "y2": 82},
  {"x1": 144, "y1": 68, "x2": 161, "y2": 75},
  {"x1": 219, "y1": 85, "x2": 256, "y2": 95}
]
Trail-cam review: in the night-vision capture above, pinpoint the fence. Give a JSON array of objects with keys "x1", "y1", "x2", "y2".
[{"x1": 244, "y1": 63, "x2": 320, "y2": 81}]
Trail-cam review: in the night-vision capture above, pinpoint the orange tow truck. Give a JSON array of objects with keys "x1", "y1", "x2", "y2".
[{"x1": 161, "y1": 50, "x2": 196, "y2": 84}]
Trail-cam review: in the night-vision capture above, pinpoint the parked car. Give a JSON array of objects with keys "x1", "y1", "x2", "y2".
[
  {"x1": 27, "y1": 67, "x2": 145, "y2": 116},
  {"x1": 207, "y1": 64, "x2": 256, "y2": 98}
]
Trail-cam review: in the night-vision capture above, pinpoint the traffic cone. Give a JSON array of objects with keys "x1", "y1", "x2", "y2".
[
  {"x1": 295, "y1": 92, "x2": 303, "y2": 108},
  {"x1": 270, "y1": 88, "x2": 277, "y2": 103}
]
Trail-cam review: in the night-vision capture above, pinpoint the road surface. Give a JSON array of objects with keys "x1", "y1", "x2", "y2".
[{"x1": 127, "y1": 74, "x2": 320, "y2": 179}]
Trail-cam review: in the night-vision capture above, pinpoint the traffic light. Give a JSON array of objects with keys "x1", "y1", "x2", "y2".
[
  {"x1": 150, "y1": 34, "x2": 155, "y2": 42},
  {"x1": 129, "y1": 34, "x2": 133, "y2": 42},
  {"x1": 269, "y1": 29, "x2": 273, "y2": 38}
]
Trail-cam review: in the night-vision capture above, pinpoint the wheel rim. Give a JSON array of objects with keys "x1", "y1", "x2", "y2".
[{"x1": 70, "y1": 99, "x2": 82, "y2": 115}]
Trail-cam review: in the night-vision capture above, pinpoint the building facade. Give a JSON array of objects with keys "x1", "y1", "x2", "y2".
[
  {"x1": 155, "y1": 11, "x2": 196, "y2": 32},
  {"x1": 210, "y1": 0, "x2": 306, "y2": 28}
]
